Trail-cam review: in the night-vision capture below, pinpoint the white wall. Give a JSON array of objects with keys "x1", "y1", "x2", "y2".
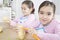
[
  {"x1": 0, "y1": 0, "x2": 3, "y2": 5},
  {"x1": 52, "y1": 0, "x2": 60, "y2": 15},
  {"x1": 52, "y1": 0, "x2": 60, "y2": 22},
  {"x1": 0, "y1": 7, "x2": 11, "y2": 22},
  {"x1": 11, "y1": 0, "x2": 24, "y2": 18}
]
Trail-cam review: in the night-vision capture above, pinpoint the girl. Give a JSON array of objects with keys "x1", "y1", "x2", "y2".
[
  {"x1": 10, "y1": 0, "x2": 40, "y2": 40},
  {"x1": 10, "y1": 0, "x2": 39, "y2": 29},
  {"x1": 28, "y1": 1, "x2": 60, "y2": 40}
]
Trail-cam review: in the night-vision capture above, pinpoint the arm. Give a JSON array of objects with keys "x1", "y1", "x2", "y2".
[{"x1": 10, "y1": 18, "x2": 19, "y2": 27}]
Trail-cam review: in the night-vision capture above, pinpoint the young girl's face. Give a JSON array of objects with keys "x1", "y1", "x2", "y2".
[
  {"x1": 39, "y1": 6, "x2": 54, "y2": 26},
  {"x1": 21, "y1": 4, "x2": 33, "y2": 16}
]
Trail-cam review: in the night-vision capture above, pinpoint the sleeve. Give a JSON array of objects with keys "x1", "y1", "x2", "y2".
[
  {"x1": 36, "y1": 24, "x2": 60, "y2": 40},
  {"x1": 10, "y1": 18, "x2": 19, "y2": 27}
]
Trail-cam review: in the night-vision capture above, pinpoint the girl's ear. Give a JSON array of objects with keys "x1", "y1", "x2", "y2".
[
  {"x1": 30, "y1": 8, "x2": 33, "y2": 11},
  {"x1": 29, "y1": 8, "x2": 33, "y2": 13},
  {"x1": 31, "y1": 8, "x2": 35, "y2": 13}
]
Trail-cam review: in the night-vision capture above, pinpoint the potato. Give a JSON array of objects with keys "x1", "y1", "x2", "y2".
[
  {"x1": 0, "y1": 26, "x2": 3, "y2": 33},
  {"x1": 17, "y1": 25, "x2": 25, "y2": 40},
  {"x1": 18, "y1": 30, "x2": 25, "y2": 40}
]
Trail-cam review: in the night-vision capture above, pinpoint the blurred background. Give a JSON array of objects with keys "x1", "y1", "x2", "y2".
[{"x1": 0, "y1": 0, "x2": 60, "y2": 22}]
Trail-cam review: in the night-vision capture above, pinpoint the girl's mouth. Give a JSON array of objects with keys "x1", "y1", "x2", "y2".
[{"x1": 42, "y1": 19, "x2": 47, "y2": 22}]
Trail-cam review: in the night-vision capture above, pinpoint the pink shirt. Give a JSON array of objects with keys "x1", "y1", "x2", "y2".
[{"x1": 36, "y1": 19, "x2": 60, "y2": 40}]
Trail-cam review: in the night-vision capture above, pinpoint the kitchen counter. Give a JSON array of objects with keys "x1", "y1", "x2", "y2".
[{"x1": 0, "y1": 22, "x2": 35, "y2": 40}]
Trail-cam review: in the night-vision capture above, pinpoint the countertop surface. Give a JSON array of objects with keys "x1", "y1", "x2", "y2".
[{"x1": 0, "y1": 22, "x2": 35, "y2": 40}]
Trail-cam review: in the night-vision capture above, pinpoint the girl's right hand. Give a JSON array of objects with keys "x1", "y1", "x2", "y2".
[{"x1": 28, "y1": 28, "x2": 37, "y2": 35}]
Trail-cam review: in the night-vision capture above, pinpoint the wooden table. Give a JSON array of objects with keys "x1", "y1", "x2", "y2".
[{"x1": 0, "y1": 22, "x2": 35, "y2": 40}]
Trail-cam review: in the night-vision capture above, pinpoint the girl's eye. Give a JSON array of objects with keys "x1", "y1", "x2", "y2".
[
  {"x1": 40, "y1": 12, "x2": 44, "y2": 15},
  {"x1": 21, "y1": 7, "x2": 26, "y2": 10},
  {"x1": 22, "y1": 8, "x2": 26, "y2": 10},
  {"x1": 23, "y1": 8, "x2": 26, "y2": 10},
  {"x1": 47, "y1": 12, "x2": 51, "y2": 15},
  {"x1": 39, "y1": 11, "x2": 44, "y2": 15}
]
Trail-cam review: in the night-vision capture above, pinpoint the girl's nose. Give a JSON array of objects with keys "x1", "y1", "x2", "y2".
[{"x1": 43, "y1": 15, "x2": 47, "y2": 19}]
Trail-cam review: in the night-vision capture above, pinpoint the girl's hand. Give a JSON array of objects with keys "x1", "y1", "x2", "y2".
[
  {"x1": 28, "y1": 28, "x2": 40, "y2": 40},
  {"x1": 28, "y1": 28, "x2": 37, "y2": 35}
]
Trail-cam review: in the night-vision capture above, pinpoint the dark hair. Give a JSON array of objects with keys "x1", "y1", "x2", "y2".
[
  {"x1": 22, "y1": 0, "x2": 35, "y2": 14},
  {"x1": 38, "y1": 1, "x2": 56, "y2": 14}
]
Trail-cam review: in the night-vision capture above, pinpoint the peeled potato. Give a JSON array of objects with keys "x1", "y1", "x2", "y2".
[
  {"x1": 18, "y1": 30, "x2": 25, "y2": 40},
  {"x1": 0, "y1": 26, "x2": 3, "y2": 33},
  {"x1": 17, "y1": 24, "x2": 25, "y2": 40}
]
